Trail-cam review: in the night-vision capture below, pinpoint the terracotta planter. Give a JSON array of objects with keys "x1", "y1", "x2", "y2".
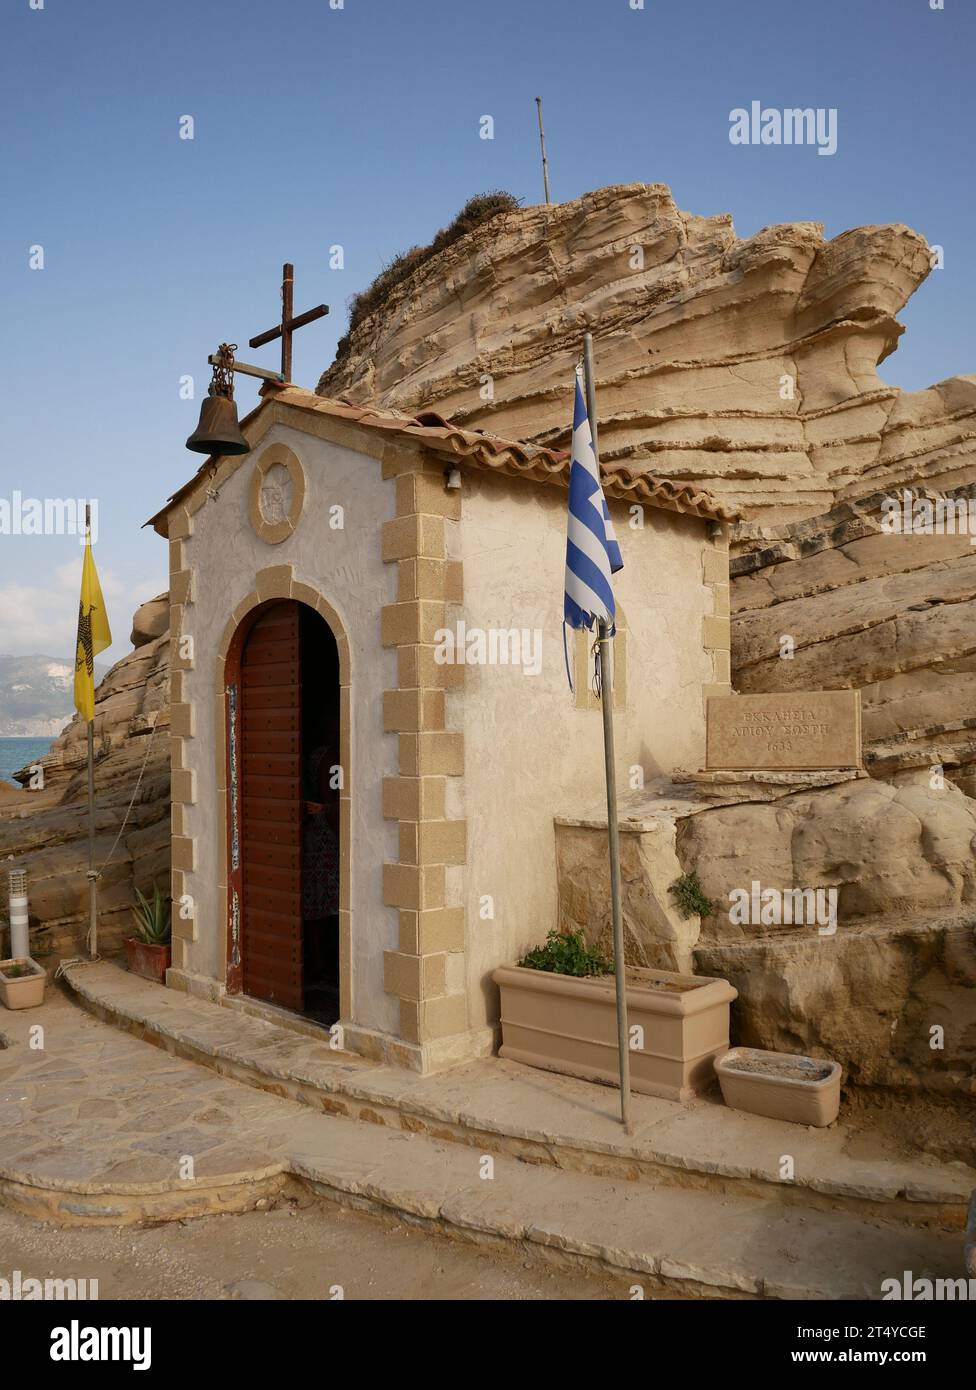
[
  {"x1": 0, "y1": 957, "x2": 47, "y2": 1010},
  {"x1": 125, "y1": 938, "x2": 172, "y2": 984},
  {"x1": 715, "y1": 1046, "x2": 841, "y2": 1127},
  {"x1": 493, "y1": 963, "x2": 737, "y2": 1101}
]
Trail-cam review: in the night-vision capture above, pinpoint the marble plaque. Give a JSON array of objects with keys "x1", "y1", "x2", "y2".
[{"x1": 706, "y1": 691, "x2": 861, "y2": 771}]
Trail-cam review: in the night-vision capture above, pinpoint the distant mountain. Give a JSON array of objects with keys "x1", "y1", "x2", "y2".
[{"x1": 0, "y1": 654, "x2": 110, "y2": 737}]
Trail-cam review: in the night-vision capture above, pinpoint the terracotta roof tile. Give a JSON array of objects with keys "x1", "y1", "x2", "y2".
[{"x1": 146, "y1": 382, "x2": 740, "y2": 532}]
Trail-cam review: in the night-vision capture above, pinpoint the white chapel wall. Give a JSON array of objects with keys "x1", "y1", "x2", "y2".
[{"x1": 450, "y1": 469, "x2": 711, "y2": 1030}]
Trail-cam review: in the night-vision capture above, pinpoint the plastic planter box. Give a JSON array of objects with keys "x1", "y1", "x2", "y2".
[
  {"x1": 0, "y1": 957, "x2": 46, "y2": 1010},
  {"x1": 493, "y1": 963, "x2": 737, "y2": 1101},
  {"x1": 715, "y1": 1046, "x2": 842, "y2": 1126}
]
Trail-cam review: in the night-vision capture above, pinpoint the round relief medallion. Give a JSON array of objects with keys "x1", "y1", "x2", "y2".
[{"x1": 247, "y1": 444, "x2": 306, "y2": 544}]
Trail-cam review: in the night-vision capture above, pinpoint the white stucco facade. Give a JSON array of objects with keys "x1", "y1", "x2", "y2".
[
  {"x1": 158, "y1": 388, "x2": 729, "y2": 1070},
  {"x1": 447, "y1": 468, "x2": 713, "y2": 1031}
]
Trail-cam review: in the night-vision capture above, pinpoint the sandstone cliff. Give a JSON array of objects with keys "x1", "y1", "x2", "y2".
[{"x1": 319, "y1": 183, "x2": 976, "y2": 525}]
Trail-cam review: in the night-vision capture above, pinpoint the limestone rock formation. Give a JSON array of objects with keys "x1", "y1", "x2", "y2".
[
  {"x1": 0, "y1": 596, "x2": 170, "y2": 963},
  {"x1": 698, "y1": 915, "x2": 975, "y2": 1097},
  {"x1": 731, "y1": 490, "x2": 976, "y2": 792},
  {"x1": 680, "y1": 773, "x2": 976, "y2": 1096},
  {"x1": 130, "y1": 594, "x2": 169, "y2": 649},
  {"x1": 556, "y1": 769, "x2": 976, "y2": 1100},
  {"x1": 680, "y1": 774, "x2": 976, "y2": 929},
  {"x1": 318, "y1": 182, "x2": 975, "y2": 525}
]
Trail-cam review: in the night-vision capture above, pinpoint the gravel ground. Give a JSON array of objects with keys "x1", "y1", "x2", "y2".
[{"x1": 0, "y1": 1196, "x2": 639, "y2": 1301}]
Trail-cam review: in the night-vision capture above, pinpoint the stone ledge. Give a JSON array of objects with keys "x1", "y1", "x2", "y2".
[
  {"x1": 554, "y1": 770, "x2": 868, "y2": 831},
  {"x1": 673, "y1": 767, "x2": 864, "y2": 787}
]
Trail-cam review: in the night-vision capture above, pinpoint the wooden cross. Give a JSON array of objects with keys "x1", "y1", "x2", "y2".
[{"x1": 249, "y1": 263, "x2": 329, "y2": 384}]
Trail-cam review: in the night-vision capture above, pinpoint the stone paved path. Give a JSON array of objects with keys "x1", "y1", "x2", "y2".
[
  {"x1": 0, "y1": 983, "x2": 971, "y2": 1297},
  {"x1": 0, "y1": 991, "x2": 295, "y2": 1203}
]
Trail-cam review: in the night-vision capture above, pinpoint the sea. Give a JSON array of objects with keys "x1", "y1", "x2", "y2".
[{"x1": 0, "y1": 737, "x2": 54, "y2": 787}]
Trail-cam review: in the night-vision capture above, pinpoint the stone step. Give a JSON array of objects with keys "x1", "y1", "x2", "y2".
[
  {"x1": 285, "y1": 1109, "x2": 964, "y2": 1300},
  {"x1": 63, "y1": 962, "x2": 976, "y2": 1234}
]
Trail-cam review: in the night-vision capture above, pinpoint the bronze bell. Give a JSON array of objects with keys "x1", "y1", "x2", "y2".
[{"x1": 185, "y1": 390, "x2": 250, "y2": 456}]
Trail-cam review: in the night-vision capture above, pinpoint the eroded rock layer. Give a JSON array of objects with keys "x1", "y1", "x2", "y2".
[
  {"x1": 318, "y1": 183, "x2": 976, "y2": 525},
  {"x1": 711, "y1": 493, "x2": 976, "y2": 1100},
  {"x1": 731, "y1": 485, "x2": 976, "y2": 791}
]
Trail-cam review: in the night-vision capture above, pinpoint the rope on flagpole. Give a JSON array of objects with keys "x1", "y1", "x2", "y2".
[
  {"x1": 97, "y1": 710, "x2": 161, "y2": 874},
  {"x1": 56, "y1": 709, "x2": 161, "y2": 977}
]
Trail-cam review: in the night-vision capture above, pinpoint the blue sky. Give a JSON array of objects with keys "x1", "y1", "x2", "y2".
[{"x1": 1, "y1": 0, "x2": 972, "y2": 661}]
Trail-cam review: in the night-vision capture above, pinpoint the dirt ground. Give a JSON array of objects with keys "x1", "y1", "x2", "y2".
[
  {"x1": 839, "y1": 1089, "x2": 976, "y2": 1167},
  {"x1": 0, "y1": 1195, "x2": 639, "y2": 1302}
]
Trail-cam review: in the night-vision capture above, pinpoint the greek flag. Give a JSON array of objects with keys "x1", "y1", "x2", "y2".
[{"x1": 564, "y1": 373, "x2": 623, "y2": 634}]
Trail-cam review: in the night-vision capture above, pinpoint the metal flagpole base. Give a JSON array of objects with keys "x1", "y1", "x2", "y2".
[
  {"x1": 87, "y1": 721, "x2": 97, "y2": 959},
  {"x1": 86, "y1": 870, "x2": 99, "y2": 960},
  {"x1": 597, "y1": 621, "x2": 634, "y2": 1135}
]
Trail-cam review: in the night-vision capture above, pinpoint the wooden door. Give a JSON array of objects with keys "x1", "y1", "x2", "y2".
[{"x1": 240, "y1": 601, "x2": 303, "y2": 1010}]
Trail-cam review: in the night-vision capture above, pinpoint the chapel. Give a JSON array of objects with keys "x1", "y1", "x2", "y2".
[{"x1": 147, "y1": 379, "x2": 736, "y2": 1071}]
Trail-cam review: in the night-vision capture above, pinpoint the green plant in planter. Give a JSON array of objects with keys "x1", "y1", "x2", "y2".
[
  {"x1": 519, "y1": 928, "x2": 612, "y2": 978},
  {"x1": 133, "y1": 884, "x2": 172, "y2": 947},
  {"x1": 669, "y1": 872, "x2": 715, "y2": 920},
  {"x1": 4, "y1": 964, "x2": 30, "y2": 978}
]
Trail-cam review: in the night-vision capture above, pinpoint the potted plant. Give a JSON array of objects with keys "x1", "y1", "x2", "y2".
[
  {"x1": 0, "y1": 957, "x2": 46, "y2": 1010},
  {"x1": 125, "y1": 883, "x2": 172, "y2": 983},
  {"x1": 493, "y1": 928, "x2": 737, "y2": 1102}
]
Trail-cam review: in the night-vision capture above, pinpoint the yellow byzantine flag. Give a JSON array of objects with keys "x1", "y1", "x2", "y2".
[{"x1": 74, "y1": 533, "x2": 112, "y2": 724}]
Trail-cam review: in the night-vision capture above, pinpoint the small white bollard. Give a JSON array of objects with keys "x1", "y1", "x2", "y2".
[{"x1": 8, "y1": 869, "x2": 29, "y2": 960}]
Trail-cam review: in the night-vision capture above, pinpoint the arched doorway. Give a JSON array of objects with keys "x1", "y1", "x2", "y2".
[{"x1": 230, "y1": 598, "x2": 341, "y2": 1024}]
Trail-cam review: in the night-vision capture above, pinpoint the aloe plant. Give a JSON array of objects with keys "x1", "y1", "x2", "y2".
[{"x1": 133, "y1": 883, "x2": 171, "y2": 946}]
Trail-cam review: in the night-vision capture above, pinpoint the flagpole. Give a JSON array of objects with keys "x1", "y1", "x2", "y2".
[
  {"x1": 87, "y1": 719, "x2": 97, "y2": 958},
  {"x1": 84, "y1": 503, "x2": 97, "y2": 959},
  {"x1": 582, "y1": 332, "x2": 633, "y2": 1135}
]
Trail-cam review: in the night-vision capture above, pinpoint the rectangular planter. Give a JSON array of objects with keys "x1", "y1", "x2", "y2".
[
  {"x1": 0, "y1": 957, "x2": 46, "y2": 1010},
  {"x1": 715, "y1": 1046, "x2": 841, "y2": 1127},
  {"x1": 125, "y1": 938, "x2": 172, "y2": 984},
  {"x1": 493, "y1": 963, "x2": 737, "y2": 1102}
]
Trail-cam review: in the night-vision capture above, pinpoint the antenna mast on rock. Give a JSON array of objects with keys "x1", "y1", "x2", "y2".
[{"x1": 535, "y1": 97, "x2": 552, "y2": 205}]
